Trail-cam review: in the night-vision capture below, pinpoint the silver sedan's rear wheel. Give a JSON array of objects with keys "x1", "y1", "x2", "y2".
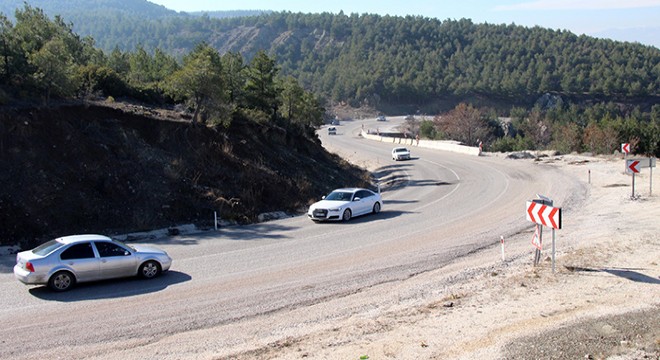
[
  {"x1": 342, "y1": 209, "x2": 352, "y2": 221},
  {"x1": 48, "y1": 271, "x2": 75, "y2": 292},
  {"x1": 373, "y1": 202, "x2": 381, "y2": 214},
  {"x1": 139, "y1": 261, "x2": 161, "y2": 279}
]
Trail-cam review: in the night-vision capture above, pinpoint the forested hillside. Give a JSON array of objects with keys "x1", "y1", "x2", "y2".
[
  {"x1": 0, "y1": 0, "x2": 177, "y2": 21},
  {"x1": 3, "y1": 1, "x2": 659, "y2": 106},
  {"x1": 0, "y1": 4, "x2": 367, "y2": 245},
  {"x1": 1, "y1": 2, "x2": 659, "y2": 156}
]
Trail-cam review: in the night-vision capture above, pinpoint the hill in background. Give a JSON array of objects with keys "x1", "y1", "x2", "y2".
[{"x1": 3, "y1": 0, "x2": 658, "y2": 112}]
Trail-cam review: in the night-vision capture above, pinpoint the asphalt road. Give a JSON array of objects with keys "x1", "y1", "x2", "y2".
[{"x1": 0, "y1": 117, "x2": 584, "y2": 359}]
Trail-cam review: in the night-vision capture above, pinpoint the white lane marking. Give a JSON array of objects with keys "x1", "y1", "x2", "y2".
[{"x1": 410, "y1": 157, "x2": 462, "y2": 212}]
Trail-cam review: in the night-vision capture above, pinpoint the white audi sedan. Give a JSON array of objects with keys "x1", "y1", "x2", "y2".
[
  {"x1": 308, "y1": 188, "x2": 382, "y2": 222},
  {"x1": 14, "y1": 234, "x2": 172, "y2": 291}
]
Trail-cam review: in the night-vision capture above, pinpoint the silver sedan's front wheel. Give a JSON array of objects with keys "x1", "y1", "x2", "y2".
[{"x1": 139, "y1": 261, "x2": 161, "y2": 279}]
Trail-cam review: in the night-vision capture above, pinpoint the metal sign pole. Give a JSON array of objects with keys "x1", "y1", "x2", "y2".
[
  {"x1": 650, "y1": 159, "x2": 653, "y2": 196},
  {"x1": 536, "y1": 225, "x2": 543, "y2": 266},
  {"x1": 632, "y1": 172, "x2": 636, "y2": 198},
  {"x1": 552, "y1": 228, "x2": 556, "y2": 274}
]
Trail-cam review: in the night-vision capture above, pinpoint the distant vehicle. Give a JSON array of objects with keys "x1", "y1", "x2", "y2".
[
  {"x1": 404, "y1": 115, "x2": 415, "y2": 120},
  {"x1": 308, "y1": 188, "x2": 382, "y2": 222},
  {"x1": 328, "y1": 127, "x2": 337, "y2": 135},
  {"x1": 14, "y1": 234, "x2": 172, "y2": 291},
  {"x1": 332, "y1": 119, "x2": 340, "y2": 125},
  {"x1": 376, "y1": 115, "x2": 386, "y2": 121},
  {"x1": 392, "y1": 147, "x2": 411, "y2": 161}
]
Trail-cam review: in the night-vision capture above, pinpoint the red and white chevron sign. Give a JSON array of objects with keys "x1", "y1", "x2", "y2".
[
  {"x1": 621, "y1": 143, "x2": 630, "y2": 154},
  {"x1": 526, "y1": 201, "x2": 562, "y2": 229},
  {"x1": 627, "y1": 160, "x2": 640, "y2": 173}
]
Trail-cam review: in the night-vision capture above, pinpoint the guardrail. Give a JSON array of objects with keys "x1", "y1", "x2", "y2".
[{"x1": 360, "y1": 130, "x2": 482, "y2": 156}]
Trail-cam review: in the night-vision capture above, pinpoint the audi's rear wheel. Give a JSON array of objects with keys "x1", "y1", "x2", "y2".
[{"x1": 373, "y1": 202, "x2": 381, "y2": 214}]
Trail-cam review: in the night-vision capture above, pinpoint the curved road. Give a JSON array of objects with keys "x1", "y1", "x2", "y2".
[{"x1": 0, "y1": 117, "x2": 585, "y2": 359}]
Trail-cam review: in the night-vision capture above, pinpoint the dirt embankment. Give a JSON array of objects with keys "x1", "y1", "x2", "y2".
[{"x1": 0, "y1": 103, "x2": 371, "y2": 247}]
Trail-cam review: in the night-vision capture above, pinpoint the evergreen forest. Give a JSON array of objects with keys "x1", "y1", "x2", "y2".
[{"x1": 0, "y1": 1, "x2": 659, "y2": 156}]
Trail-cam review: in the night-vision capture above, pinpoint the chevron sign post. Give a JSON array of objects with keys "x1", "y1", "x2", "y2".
[
  {"x1": 526, "y1": 198, "x2": 562, "y2": 273},
  {"x1": 626, "y1": 158, "x2": 656, "y2": 197}
]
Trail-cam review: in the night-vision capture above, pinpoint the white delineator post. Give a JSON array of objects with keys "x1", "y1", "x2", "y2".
[{"x1": 500, "y1": 236, "x2": 505, "y2": 261}]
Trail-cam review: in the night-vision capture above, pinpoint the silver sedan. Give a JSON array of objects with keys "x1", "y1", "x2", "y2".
[{"x1": 14, "y1": 234, "x2": 172, "y2": 291}]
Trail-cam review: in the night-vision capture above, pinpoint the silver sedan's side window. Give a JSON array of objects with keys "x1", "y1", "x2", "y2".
[
  {"x1": 95, "y1": 242, "x2": 130, "y2": 257},
  {"x1": 60, "y1": 243, "x2": 95, "y2": 260}
]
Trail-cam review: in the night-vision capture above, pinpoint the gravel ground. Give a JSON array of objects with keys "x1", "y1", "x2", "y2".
[{"x1": 504, "y1": 307, "x2": 660, "y2": 359}]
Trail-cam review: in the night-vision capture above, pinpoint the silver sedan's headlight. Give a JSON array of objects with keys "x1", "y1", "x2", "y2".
[{"x1": 328, "y1": 207, "x2": 342, "y2": 212}]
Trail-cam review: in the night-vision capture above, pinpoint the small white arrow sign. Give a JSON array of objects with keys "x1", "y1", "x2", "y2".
[{"x1": 621, "y1": 143, "x2": 630, "y2": 154}]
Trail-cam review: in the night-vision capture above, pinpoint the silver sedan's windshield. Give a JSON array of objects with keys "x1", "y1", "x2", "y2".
[{"x1": 111, "y1": 239, "x2": 136, "y2": 251}]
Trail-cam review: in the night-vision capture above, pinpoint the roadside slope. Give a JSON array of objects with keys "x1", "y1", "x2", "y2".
[{"x1": 0, "y1": 103, "x2": 371, "y2": 247}]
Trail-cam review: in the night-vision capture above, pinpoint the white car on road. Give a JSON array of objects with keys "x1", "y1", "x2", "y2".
[
  {"x1": 392, "y1": 147, "x2": 411, "y2": 161},
  {"x1": 308, "y1": 188, "x2": 382, "y2": 222}
]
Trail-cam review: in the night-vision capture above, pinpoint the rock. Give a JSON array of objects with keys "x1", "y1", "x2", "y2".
[
  {"x1": 258, "y1": 211, "x2": 290, "y2": 222},
  {"x1": 506, "y1": 152, "x2": 536, "y2": 160}
]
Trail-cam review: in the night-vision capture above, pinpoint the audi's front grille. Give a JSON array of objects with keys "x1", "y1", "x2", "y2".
[{"x1": 313, "y1": 209, "x2": 328, "y2": 217}]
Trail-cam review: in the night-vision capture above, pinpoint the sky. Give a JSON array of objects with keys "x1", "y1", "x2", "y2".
[{"x1": 147, "y1": 0, "x2": 660, "y2": 48}]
